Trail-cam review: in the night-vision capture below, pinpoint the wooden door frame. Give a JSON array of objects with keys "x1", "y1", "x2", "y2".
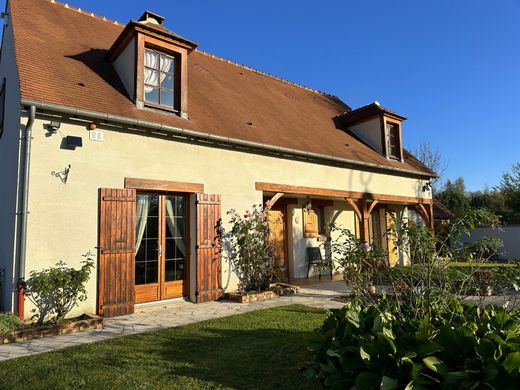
[{"x1": 134, "y1": 191, "x2": 191, "y2": 304}]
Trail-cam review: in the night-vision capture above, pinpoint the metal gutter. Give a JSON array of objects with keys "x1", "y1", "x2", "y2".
[
  {"x1": 20, "y1": 98, "x2": 436, "y2": 179},
  {"x1": 18, "y1": 104, "x2": 35, "y2": 282}
]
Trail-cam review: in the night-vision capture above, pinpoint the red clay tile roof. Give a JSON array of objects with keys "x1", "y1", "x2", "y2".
[{"x1": 10, "y1": 0, "x2": 434, "y2": 177}]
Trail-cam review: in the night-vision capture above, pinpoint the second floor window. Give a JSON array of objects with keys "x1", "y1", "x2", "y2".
[
  {"x1": 144, "y1": 49, "x2": 175, "y2": 109},
  {"x1": 386, "y1": 122, "x2": 400, "y2": 159}
]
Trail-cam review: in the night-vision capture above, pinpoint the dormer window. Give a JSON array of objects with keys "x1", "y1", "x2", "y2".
[
  {"x1": 107, "y1": 10, "x2": 198, "y2": 119},
  {"x1": 336, "y1": 102, "x2": 406, "y2": 162},
  {"x1": 386, "y1": 121, "x2": 401, "y2": 160},
  {"x1": 144, "y1": 49, "x2": 176, "y2": 110}
]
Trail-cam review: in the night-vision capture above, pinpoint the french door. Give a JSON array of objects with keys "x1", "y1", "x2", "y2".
[{"x1": 134, "y1": 193, "x2": 188, "y2": 303}]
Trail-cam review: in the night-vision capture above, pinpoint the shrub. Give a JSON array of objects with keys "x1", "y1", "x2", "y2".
[
  {"x1": 325, "y1": 208, "x2": 507, "y2": 322},
  {"x1": 25, "y1": 252, "x2": 94, "y2": 324},
  {"x1": 0, "y1": 312, "x2": 19, "y2": 335},
  {"x1": 305, "y1": 298, "x2": 520, "y2": 389},
  {"x1": 222, "y1": 204, "x2": 275, "y2": 294}
]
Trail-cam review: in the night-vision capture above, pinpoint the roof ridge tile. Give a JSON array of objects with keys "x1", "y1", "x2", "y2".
[
  {"x1": 47, "y1": 0, "x2": 122, "y2": 26},
  {"x1": 195, "y1": 49, "x2": 338, "y2": 99}
]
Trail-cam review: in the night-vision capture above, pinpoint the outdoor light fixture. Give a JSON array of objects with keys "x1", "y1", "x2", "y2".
[
  {"x1": 48, "y1": 120, "x2": 61, "y2": 133},
  {"x1": 51, "y1": 164, "x2": 71, "y2": 184},
  {"x1": 304, "y1": 197, "x2": 312, "y2": 212},
  {"x1": 89, "y1": 123, "x2": 97, "y2": 130},
  {"x1": 422, "y1": 180, "x2": 432, "y2": 192}
]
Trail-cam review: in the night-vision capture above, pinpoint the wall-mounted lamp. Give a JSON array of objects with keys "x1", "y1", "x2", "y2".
[
  {"x1": 304, "y1": 197, "x2": 312, "y2": 212},
  {"x1": 47, "y1": 120, "x2": 61, "y2": 133},
  {"x1": 422, "y1": 180, "x2": 432, "y2": 192},
  {"x1": 51, "y1": 164, "x2": 71, "y2": 184},
  {"x1": 89, "y1": 123, "x2": 97, "y2": 130}
]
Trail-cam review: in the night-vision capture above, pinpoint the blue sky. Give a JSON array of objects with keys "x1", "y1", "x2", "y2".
[{"x1": 6, "y1": 0, "x2": 520, "y2": 191}]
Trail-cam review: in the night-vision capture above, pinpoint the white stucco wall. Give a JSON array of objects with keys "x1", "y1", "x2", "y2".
[
  {"x1": 349, "y1": 117, "x2": 383, "y2": 154},
  {"x1": 113, "y1": 37, "x2": 136, "y2": 100},
  {"x1": 15, "y1": 116, "x2": 431, "y2": 318},
  {"x1": 0, "y1": 19, "x2": 22, "y2": 311},
  {"x1": 460, "y1": 226, "x2": 520, "y2": 261}
]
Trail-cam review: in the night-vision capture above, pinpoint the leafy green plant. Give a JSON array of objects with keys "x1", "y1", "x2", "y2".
[
  {"x1": 305, "y1": 298, "x2": 520, "y2": 389},
  {"x1": 25, "y1": 252, "x2": 94, "y2": 324},
  {"x1": 222, "y1": 204, "x2": 276, "y2": 294},
  {"x1": 325, "y1": 208, "x2": 508, "y2": 322},
  {"x1": 0, "y1": 312, "x2": 19, "y2": 335}
]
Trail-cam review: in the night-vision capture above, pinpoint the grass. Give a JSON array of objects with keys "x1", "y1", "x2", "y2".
[{"x1": 0, "y1": 305, "x2": 325, "y2": 390}]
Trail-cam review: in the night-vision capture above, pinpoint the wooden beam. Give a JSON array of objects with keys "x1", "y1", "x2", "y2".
[
  {"x1": 367, "y1": 200, "x2": 379, "y2": 216},
  {"x1": 267, "y1": 192, "x2": 284, "y2": 208},
  {"x1": 361, "y1": 199, "x2": 370, "y2": 243},
  {"x1": 415, "y1": 204, "x2": 431, "y2": 227},
  {"x1": 125, "y1": 177, "x2": 204, "y2": 193},
  {"x1": 346, "y1": 197, "x2": 362, "y2": 221},
  {"x1": 255, "y1": 182, "x2": 432, "y2": 205}
]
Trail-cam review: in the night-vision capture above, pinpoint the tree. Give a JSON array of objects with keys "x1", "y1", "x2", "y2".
[
  {"x1": 495, "y1": 162, "x2": 520, "y2": 224},
  {"x1": 412, "y1": 142, "x2": 448, "y2": 192},
  {"x1": 436, "y1": 177, "x2": 469, "y2": 216}
]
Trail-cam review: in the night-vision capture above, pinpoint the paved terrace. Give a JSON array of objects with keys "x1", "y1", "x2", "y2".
[{"x1": 0, "y1": 280, "x2": 346, "y2": 362}]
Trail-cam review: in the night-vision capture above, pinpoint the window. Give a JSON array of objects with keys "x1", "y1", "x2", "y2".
[
  {"x1": 0, "y1": 79, "x2": 5, "y2": 139},
  {"x1": 144, "y1": 49, "x2": 175, "y2": 110},
  {"x1": 386, "y1": 121, "x2": 400, "y2": 159}
]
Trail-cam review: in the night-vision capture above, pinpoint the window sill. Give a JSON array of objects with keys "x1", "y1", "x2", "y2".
[{"x1": 144, "y1": 101, "x2": 179, "y2": 115}]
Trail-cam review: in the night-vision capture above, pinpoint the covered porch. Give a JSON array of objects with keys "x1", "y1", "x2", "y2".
[{"x1": 258, "y1": 182, "x2": 434, "y2": 282}]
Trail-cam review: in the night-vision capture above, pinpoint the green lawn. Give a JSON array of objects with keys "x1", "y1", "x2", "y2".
[{"x1": 0, "y1": 305, "x2": 325, "y2": 390}]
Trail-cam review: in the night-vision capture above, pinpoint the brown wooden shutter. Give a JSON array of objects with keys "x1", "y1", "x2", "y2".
[
  {"x1": 195, "y1": 194, "x2": 223, "y2": 303},
  {"x1": 98, "y1": 188, "x2": 136, "y2": 317},
  {"x1": 303, "y1": 209, "x2": 318, "y2": 238}
]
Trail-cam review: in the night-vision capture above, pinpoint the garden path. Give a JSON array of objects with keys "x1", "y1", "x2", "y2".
[{"x1": 0, "y1": 281, "x2": 346, "y2": 362}]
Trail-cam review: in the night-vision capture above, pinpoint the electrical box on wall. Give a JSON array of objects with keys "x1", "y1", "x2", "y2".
[{"x1": 89, "y1": 130, "x2": 104, "y2": 142}]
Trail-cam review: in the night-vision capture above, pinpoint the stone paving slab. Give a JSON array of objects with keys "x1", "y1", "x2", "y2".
[{"x1": 0, "y1": 281, "x2": 347, "y2": 362}]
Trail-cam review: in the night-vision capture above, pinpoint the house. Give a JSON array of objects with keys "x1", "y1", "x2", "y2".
[{"x1": 0, "y1": 0, "x2": 436, "y2": 318}]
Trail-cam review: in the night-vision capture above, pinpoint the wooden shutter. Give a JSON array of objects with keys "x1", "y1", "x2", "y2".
[
  {"x1": 98, "y1": 188, "x2": 136, "y2": 317},
  {"x1": 303, "y1": 209, "x2": 318, "y2": 238},
  {"x1": 196, "y1": 194, "x2": 222, "y2": 303}
]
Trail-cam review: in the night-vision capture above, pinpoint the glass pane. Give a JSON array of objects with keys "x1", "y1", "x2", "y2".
[
  {"x1": 146, "y1": 216, "x2": 159, "y2": 238},
  {"x1": 175, "y1": 261, "x2": 184, "y2": 281},
  {"x1": 161, "y1": 73, "x2": 174, "y2": 90},
  {"x1": 146, "y1": 261, "x2": 158, "y2": 284},
  {"x1": 160, "y1": 90, "x2": 174, "y2": 107},
  {"x1": 144, "y1": 50, "x2": 159, "y2": 69},
  {"x1": 144, "y1": 69, "x2": 159, "y2": 87},
  {"x1": 160, "y1": 54, "x2": 174, "y2": 73},
  {"x1": 165, "y1": 260, "x2": 175, "y2": 282},
  {"x1": 145, "y1": 86, "x2": 159, "y2": 103},
  {"x1": 148, "y1": 195, "x2": 159, "y2": 216},
  {"x1": 135, "y1": 262, "x2": 146, "y2": 285}
]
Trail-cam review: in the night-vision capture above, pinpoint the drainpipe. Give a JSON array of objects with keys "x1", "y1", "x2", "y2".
[{"x1": 16, "y1": 104, "x2": 35, "y2": 320}]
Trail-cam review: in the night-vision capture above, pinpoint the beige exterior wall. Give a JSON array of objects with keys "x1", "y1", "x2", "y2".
[
  {"x1": 113, "y1": 37, "x2": 136, "y2": 100},
  {"x1": 349, "y1": 117, "x2": 383, "y2": 155},
  {"x1": 19, "y1": 116, "x2": 431, "y2": 318},
  {"x1": 0, "y1": 19, "x2": 22, "y2": 311}
]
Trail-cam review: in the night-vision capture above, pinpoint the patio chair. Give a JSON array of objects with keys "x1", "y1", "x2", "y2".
[{"x1": 306, "y1": 247, "x2": 332, "y2": 280}]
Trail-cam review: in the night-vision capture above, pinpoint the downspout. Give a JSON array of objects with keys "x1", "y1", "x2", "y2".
[{"x1": 16, "y1": 104, "x2": 35, "y2": 319}]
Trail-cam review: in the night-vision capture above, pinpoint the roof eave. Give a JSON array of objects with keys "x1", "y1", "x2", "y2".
[{"x1": 20, "y1": 98, "x2": 436, "y2": 181}]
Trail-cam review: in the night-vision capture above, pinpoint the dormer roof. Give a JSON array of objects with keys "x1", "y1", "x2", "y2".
[
  {"x1": 107, "y1": 15, "x2": 197, "y2": 62},
  {"x1": 336, "y1": 102, "x2": 407, "y2": 127}
]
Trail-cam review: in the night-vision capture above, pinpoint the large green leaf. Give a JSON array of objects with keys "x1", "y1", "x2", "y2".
[
  {"x1": 423, "y1": 356, "x2": 448, "y2": 378},
  {"x1": 354, "y1": 372, "x2": 380, "y2": 390},
  {"x1": 417, "y1": 341, "x2": 444, "y2": 358},
  {"x1": 380, "y1": 376, "x2": 399, "y2": 390},
  {"x1": 502, "y1": 352, "x2": 520, "y2": 373}
]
